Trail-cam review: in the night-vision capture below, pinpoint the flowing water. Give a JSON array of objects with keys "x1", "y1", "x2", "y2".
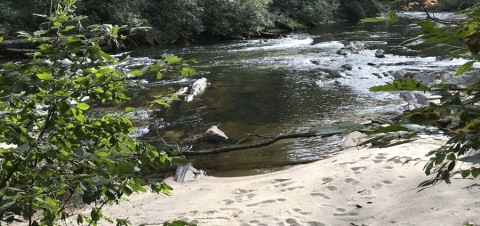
[{"x1": 107, "y1": 12, "x2": 469, "y2": 177}]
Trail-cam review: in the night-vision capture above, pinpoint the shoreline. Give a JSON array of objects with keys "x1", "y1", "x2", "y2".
[{"x1": 99, "y1": 135, "x2": 480, "y2": 226}]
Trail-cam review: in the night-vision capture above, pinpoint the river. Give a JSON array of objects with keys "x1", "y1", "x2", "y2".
[{"x1": 107, "y1": 11, "x2": 469, "y2": 177}]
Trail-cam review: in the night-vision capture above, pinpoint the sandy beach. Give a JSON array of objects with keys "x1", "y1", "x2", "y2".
[{"x1": 97, "y1": 135, "x2": 480, "y2": 226}]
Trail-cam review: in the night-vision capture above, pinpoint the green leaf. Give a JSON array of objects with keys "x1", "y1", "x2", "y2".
[
  {"x1": 416, "y1": 21, "x2": 436, "y2": 33},
  {"x1": 77, "y1": 103, "x2": 90, "y2": 110},
  {"x1": 38, "y1": 44, "x2": 54, "y2": 54},
  {"x1": 0, "y1": 37, "x2": 3, "y2": 42},
  {"x1": 62, "y1": 26, "x2": 76, "y2": 32},
  {"x1": 156, "y1": 72, "x2": 163, "y2": 80},
  {"x1": 162, "y1": 54, "x2": 182, "y2": 64},
  {"x1": 125, "y1": 107, "x2": 135, "y2": 112},
  {"x1": 447, "y1": 161, "x2": 456, "y2": 171},
  {"x1": 462, "y1": 170, "x2": 470, "y2": 178},
  {"x1": 111, "y1": 25, "x2": 119, "y2": 36},
  {"x1": 180, "y1": 68, "x2": 196, "y2": 77},
  {"x1": 96, "y1": 152, "x2": 110, "y2": 157},
  {"x1": 472, "y1": 168, "x2": 480, "y2": 178},
  {"x1": 65, "y1": 0, "x2": 73, "y2": 6},
  {"x1": 37, "y1": 72, "x2": 54, "y2": 80},
  {"x1": 456, "y1": 61, "x2": 474, "y2": 75}
]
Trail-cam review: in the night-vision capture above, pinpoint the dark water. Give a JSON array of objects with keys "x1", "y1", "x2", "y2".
[{"x1": 114, "y1": 12, "x2": 468, "y2": 177}]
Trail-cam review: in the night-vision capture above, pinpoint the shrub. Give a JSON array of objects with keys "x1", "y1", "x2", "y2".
[
  {"x1": 199, "y1": 0, "x2": 274, "y2": 36},
  {"x1": 337, "y1": 0, "x2": 385, "y2": 21},
  {"x1": 269, "y1": 0, "x2": 340, "y2": 26}
]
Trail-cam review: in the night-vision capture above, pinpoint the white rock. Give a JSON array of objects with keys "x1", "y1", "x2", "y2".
[
  {"x1": 190, "y1": 78, "x2": 208, "y2": 96},
  {"x1": 203, "y1": 126, "x2": 228, "y2": 142},
  {"x1": 342, "y1": 131, "x2": 367, "y2": 148},
  {"x1": 315, "y1": 80, "x2": 324, "y2": 88}
]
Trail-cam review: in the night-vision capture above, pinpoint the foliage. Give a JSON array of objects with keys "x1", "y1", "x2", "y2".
[
  {"x1": 0, "y1": 0, "x2": 195, "y2": 225},
  {"x1": 337, "y1": 0, "x2": 385, "y2": 21},
  {"x1": 0, "y1": 0, "x2": 385, "y2": 41},
  {"x1": 269, "y1": 0, "x2": 340, "y2": 26},
  {"x1": 360, "y1": 1, "x2": 480, "y2": 189},
  {"x1": 199, "y1": 0, "x2": 274, "y2": 36}
]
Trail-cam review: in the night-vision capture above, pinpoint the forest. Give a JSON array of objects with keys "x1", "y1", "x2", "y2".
[{"x1": 0, "y1": 0, "x2": 465, "y2": 44}]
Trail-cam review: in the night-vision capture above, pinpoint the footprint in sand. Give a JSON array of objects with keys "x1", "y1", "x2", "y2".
[
  {"x1": 234, "y1": 189, "x2": 258, "y2": 202},
  {"x1": 326, "y1": 186, "x2": 338, "y2": 191},
  {"x1": 307, "y1": 222, "x2": 326, "y2": 226},
  {"x1": 339, "y1": 161, "x2": 356, "y2": 166},
  {"x1": 286, "y1": 218, "x2": 302, "y2": 226},
  {"x1": 345, "y1": 178, "x2": 360, "y2": 185},
  {"x1": 322, "y1": 177, "x2": 334, "y2": 184},
  {"x1": 233, "y1": 189, "x2": 256, "y2": 194},
  {"x1": 246, "y1": 198, "x2": 286, "y2": 207},
  {"x1": 280, "y1": 186, "x2": 305, "y2": 192},
  {"x1": 350, "y1": 166, "x2": 367, "y2": 174},
  {"x1": 398, "y1": 176, "x2": 406, "y2": 179},
  {"x1": 333, "y1": 210, "x2": 359, "y2": 217},
  {"x1": 292, "y1": 208, "x2": 312, "y2": 215},
  {"x1": 383, "y1": 180, "x2": 393, "y2": 185},
  {"x1": 267, "y1": 179, "x2": 295, "y2": 190},
  {"x1": 220, "y1": 199, "x2": 234, "y2": 205},
  {"x1": 384, "y1": 166, "x2": 394, "y2": 170},
  {"x1": 310, "y1": 192, "x2": 331, "y2": 199}
]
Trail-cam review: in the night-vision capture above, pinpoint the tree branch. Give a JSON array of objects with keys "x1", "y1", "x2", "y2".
[{"x1": 182, "y1": 132, "x2": 337, "y2": 156}]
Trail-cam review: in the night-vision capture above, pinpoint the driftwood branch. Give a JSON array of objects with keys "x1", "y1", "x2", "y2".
[{"x1": 182, "y1": 132, "x2": 336, "y2": 156}]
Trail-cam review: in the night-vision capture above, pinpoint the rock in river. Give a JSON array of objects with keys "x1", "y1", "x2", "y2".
[
  {"x1": 375, "y1": 49, "x2": 385, "y2": 58},
  {"x1": 203, "y1": 126, "x2": 228, "y2": 142},
  {"x1": 185, "y1": 77, "x2": 208, "y2": 102},
  {"x1": 341, "y1": 64, "x2": 353, "y2": 71}
]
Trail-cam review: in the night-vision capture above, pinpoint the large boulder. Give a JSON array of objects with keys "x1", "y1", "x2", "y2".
[{"x1": 203, "y1": 126, "x2": 228, "y2": 142}]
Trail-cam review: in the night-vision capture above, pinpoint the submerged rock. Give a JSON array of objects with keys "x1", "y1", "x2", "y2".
[
  {"x1": 341, "y1": 64, "x2": 353, "y2": 71},
  {"x1": 203, "y1": 126, "x2": 228, "y2": 142}
]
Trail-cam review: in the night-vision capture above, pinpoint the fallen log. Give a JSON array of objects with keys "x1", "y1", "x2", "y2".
[{"x1": 182, "y1": 132, "x2": 337, "y2": 156}]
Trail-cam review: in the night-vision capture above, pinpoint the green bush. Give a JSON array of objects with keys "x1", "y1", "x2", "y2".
[
  {"x1": 0, "y1": 0, "x2": 47, "y2": 37},
  {"x1": 143, "y1": 0, "x2": 205, "y2": 41},
  {"x1": 337, "y1": 0, "x2": 385, "y2": 21},
  {"x1": 199, "y1": 0, "x2": 274, "y2": 36},
  {"x1": 270, "y1": 0, "x2": 340, "y2": 26}
]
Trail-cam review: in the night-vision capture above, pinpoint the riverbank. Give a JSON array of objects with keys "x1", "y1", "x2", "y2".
[{"x1": 100, "y1": 135, "x2": 480, "y2": 226}]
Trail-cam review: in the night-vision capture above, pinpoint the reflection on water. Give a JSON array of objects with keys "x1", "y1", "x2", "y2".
[{"x1": 117, "y1": 12, "x2": 467, "y2": 177}]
